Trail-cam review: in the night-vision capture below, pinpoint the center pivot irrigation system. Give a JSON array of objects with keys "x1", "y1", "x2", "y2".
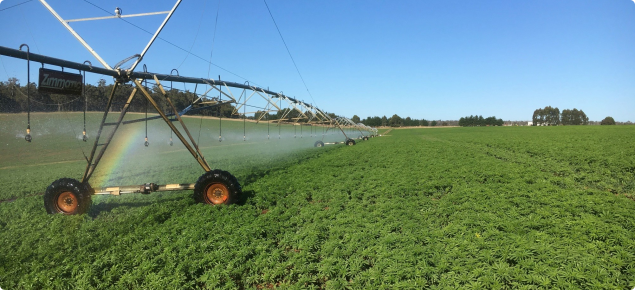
[{"x1": 0, "y1": 0, "x2": 377, "y2": 215}]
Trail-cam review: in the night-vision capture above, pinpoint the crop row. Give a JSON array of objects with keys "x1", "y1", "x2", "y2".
[{"x1": 1, "y1": 123, "x2": 634, "y2": 289}]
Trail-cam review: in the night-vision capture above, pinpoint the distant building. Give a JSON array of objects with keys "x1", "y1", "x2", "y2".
[{"x1": 527, "y1": 121, "x2": 533, "y2": 126}]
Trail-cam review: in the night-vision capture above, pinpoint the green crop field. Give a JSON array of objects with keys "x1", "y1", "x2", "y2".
[{"x1": 1, "y1": 113, "x2": 634, "y2": 289}]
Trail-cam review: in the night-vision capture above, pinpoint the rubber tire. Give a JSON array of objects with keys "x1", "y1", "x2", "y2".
[
  {"x1": 346, "y1": 139, "x2": 356, "y2": 146},
  {"x1": 193, "y1": 170, "x2": 242, "y2": 205},
  {"x1": 44, "y1": 178, "x2": 92, "y2": 215},
  {"x1": 363, "y1": 136, "x2": 369, "y2": 141},
  {"x1": 314, "y1": 140, "x2": 325, "y2": 147}
]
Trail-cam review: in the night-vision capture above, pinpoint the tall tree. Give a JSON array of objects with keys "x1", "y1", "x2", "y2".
[
  {"x1": 361, "y1": 116, "x2": 382, "y2": 127},
  {"x1": 533, "y1": 106, "x2": 560, "y2": 126},
  {"x1": 546, "y1": 106, "x2": 560, "y2": 126},
  {"x1": 561, "y1": 108, "x2": 589, "y2": 125},
  {"x1": 532, "y1": 108, "x2": 543, "y2": 126},
  {"x1": 389, "y1": 114, "x2": 402, "y2": 127},
  {"x1": 601, "y1": 116, "x2": 616, "y2": 125},
  {"x1": 371, "y1": 116, "x2": 381, "y2": 127}
]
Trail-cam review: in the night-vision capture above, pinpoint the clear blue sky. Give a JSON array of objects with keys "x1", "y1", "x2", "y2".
[{"x1": 1, "y1": 0, "x2": 634, "y2": 122}]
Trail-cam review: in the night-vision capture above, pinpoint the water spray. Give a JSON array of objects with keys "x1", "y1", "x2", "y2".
[{"x1": 169, "y1": 68, "x2": 180, "y2": 146}]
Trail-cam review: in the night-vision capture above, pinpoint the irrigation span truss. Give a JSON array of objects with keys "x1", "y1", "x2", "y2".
[{"x1": 0, "y1": 0, "x2": 377, "y2": 215}]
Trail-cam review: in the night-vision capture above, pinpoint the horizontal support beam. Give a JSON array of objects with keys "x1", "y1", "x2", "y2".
[
  {"x1": 118, "y1": 116, "x2": 177, "y2": 125},
  {"x1": 120, "y1": 100, "x2": 235, "y2": 125},
  {"x1": 0, "y1": 46, "x2": 349, "y2": 130},
  {"x1": 93, "y1": 183, "x2": 195, "y2": 195},
  {"x1": 0, "y1": 45, "x2": 117, "y2": 76},
  {"x1": 0, "y1": 45, "x2": 307, "y2": 106}
]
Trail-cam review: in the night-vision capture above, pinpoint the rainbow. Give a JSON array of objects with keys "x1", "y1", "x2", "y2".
[{"x1": 90, "y1": 125, "x2": 145, "y2": 187}]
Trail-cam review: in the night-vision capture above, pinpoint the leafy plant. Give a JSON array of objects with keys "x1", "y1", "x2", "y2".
[{"x1": 1, "y1": 117, "x2": 634, "y2": 289}]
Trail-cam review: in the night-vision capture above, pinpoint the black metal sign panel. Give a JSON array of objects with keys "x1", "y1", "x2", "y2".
[{"x1": 38, "y1": 68, "x2": 82, "y2": 95}]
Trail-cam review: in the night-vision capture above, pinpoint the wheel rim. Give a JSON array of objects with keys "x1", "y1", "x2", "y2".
[
  {"x1": 204, "y1": 183, "x2": 229, "y2": 204},
  {"x1": 56, "y1": 191, "x2": 78, "y2": 214}
]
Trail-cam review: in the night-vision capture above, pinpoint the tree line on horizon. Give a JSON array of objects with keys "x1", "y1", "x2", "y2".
[
  {"x1": 0, "y1": 77, "x2": 209, "y2": 115},
  {"x1": 532, "y1": 106, "x2": 620, "y2": 126},
  {"x1": 532, "y1": 106, "x2": 589, "y2": 126},
  {"x1": 354, "y1": 114, "x2": 453, "y2": 127},
  {"x1": 0, "y1": 79, "x2": 627, "y2": 126},
  {"x1": 458, "y1": 115, "x2": 504, "y2": 127}
]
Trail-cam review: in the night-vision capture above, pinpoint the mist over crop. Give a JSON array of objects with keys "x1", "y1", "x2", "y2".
[{"x1": 0, "y1": 112, "x2": 349, "y2": 189}]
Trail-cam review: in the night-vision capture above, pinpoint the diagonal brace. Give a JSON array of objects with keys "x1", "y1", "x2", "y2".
[
  {"x1": 152, "y1": 75, "x2": 210, "y2": 168},
  {"x1": 133, "y1": 79, "x2": 211, "y2": 172},
  {"x1": 82, "y1": 82, "x2": 137, "y2": 182}
]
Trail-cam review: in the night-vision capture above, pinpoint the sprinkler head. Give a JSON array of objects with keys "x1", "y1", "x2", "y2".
[
  {"x1": 169, "y1": 141, "x2": 173, "y2": 146},
  {"x1": 218, "y1": 136, "x2": 222, "y2": 142},
  {"x1": 145, "y1": 141, "x2": 149, "y2": 147},
  {"x1": 82, "y1": 131, "x2": 88, "y2": 142},
  {"x1": 25, "y1": 128, "x2": 31, "y2": 142}
]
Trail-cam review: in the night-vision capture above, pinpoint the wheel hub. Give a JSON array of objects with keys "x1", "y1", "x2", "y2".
[
  {"x1": 205, "y1": 183, "x2": 229, "y2": 204},
  {"x1": 56, "y1": 191, "x2": 78, "y2": 214}
]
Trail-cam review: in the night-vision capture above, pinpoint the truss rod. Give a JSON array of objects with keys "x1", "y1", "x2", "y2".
[
  {"x1": 38, "y1": 0, "x2": 112, "y2": 70},
  {"x1": 65, "y1": 11, "x2": 170, "y2": 23},
  {"x1": 128, "y1": 0, "x2": 182, "y2": 72},
  {"x1": 120, "y1": 100, "x2": 235, "y2": 125},
  {"x1": 153, "y1": 75, "x2": 209, "y2": 168},
  {"x1": 82, "y1": 83, "x2": 139, "y2": 182},
  {"x1": 133, "y1": 79, "x2": 211, "y2": 172}
]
